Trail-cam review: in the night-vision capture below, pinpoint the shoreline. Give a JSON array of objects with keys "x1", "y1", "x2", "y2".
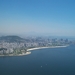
[
  {"x1": 0, "y1": 45, "x2": 69, "y2": 57},
  {"x1": 0, "y1": 52, "x2": 31, "y2": 57},
  {"x1": 27, "y1": 45, "x2": 69, "y2": 51}
]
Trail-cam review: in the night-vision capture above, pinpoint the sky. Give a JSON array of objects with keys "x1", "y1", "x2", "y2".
[{"x1": 0, "y1": 0, "x2": 75, "y2": 37}]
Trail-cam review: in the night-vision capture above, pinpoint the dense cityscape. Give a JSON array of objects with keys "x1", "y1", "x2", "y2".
[{"x1": 0, "y1": 35, "x2": 74, "y2": 56}]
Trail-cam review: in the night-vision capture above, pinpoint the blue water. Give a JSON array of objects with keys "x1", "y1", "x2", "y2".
[{"x1": 0, "y1": 45, "x2": 75, "y2": 75}]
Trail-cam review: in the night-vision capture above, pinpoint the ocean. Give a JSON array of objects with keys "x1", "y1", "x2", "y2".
[{"x1": 0, "y1": 45, "x2": 75, "y2": 75}]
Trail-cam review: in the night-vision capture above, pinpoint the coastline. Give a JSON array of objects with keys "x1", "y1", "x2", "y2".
[
  {"x1": 27, "y1": 45, "x2": 69, "y2": 51},
  {"x1": 0, "y1": 45, "x2": 69, "y2": 57},
  {"x1": 0, "y1": 51, "x2": 31, "y2": 57},
  {"x1": 17, "y1": 52, "x2": 31, "y2": 56}
]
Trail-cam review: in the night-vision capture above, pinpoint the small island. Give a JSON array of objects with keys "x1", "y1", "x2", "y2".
[{"x1": 0, "y1": 36, "x2": 73, "y2": 56}]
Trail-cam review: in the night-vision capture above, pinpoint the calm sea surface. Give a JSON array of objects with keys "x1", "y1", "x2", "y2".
[{"x1": 0, "y1": 45, "x2": 75, "y2": 75}]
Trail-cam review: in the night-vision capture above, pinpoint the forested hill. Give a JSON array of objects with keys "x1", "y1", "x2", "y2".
[{"x1": 0, "y1": 36, "x2": 24, "y2": 43}]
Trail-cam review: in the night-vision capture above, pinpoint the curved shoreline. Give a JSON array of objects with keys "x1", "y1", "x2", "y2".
[
  {"x1": 0, "y1": 45, "x2": 69, "y2": 57},
  {"x1": 27, "y1": 45, "x2": 69, "y2": 51}
]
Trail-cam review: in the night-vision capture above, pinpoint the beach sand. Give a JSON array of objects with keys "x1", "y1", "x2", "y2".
[{"x1": 27, "y1": 45, "x2": 68, "y2": 51}]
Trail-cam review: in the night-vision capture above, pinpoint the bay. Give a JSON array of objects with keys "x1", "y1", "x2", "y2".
[{"x1": 0, "y1": 45, "x2": 75, "y2": 75}]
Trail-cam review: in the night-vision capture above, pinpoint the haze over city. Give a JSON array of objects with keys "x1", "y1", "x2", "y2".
[{"x1": 0, "y1": 0, "x2": 75, "y2": 37}]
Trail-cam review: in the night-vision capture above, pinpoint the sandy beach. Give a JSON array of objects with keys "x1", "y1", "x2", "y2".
[{"x1": 27, "y1": 45, "x2": 68, "y2": 51}]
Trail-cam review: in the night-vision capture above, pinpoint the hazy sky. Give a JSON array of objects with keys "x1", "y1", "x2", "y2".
[{"x1": 0, "y1": 0, "x2": 75, "y2": 36}]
